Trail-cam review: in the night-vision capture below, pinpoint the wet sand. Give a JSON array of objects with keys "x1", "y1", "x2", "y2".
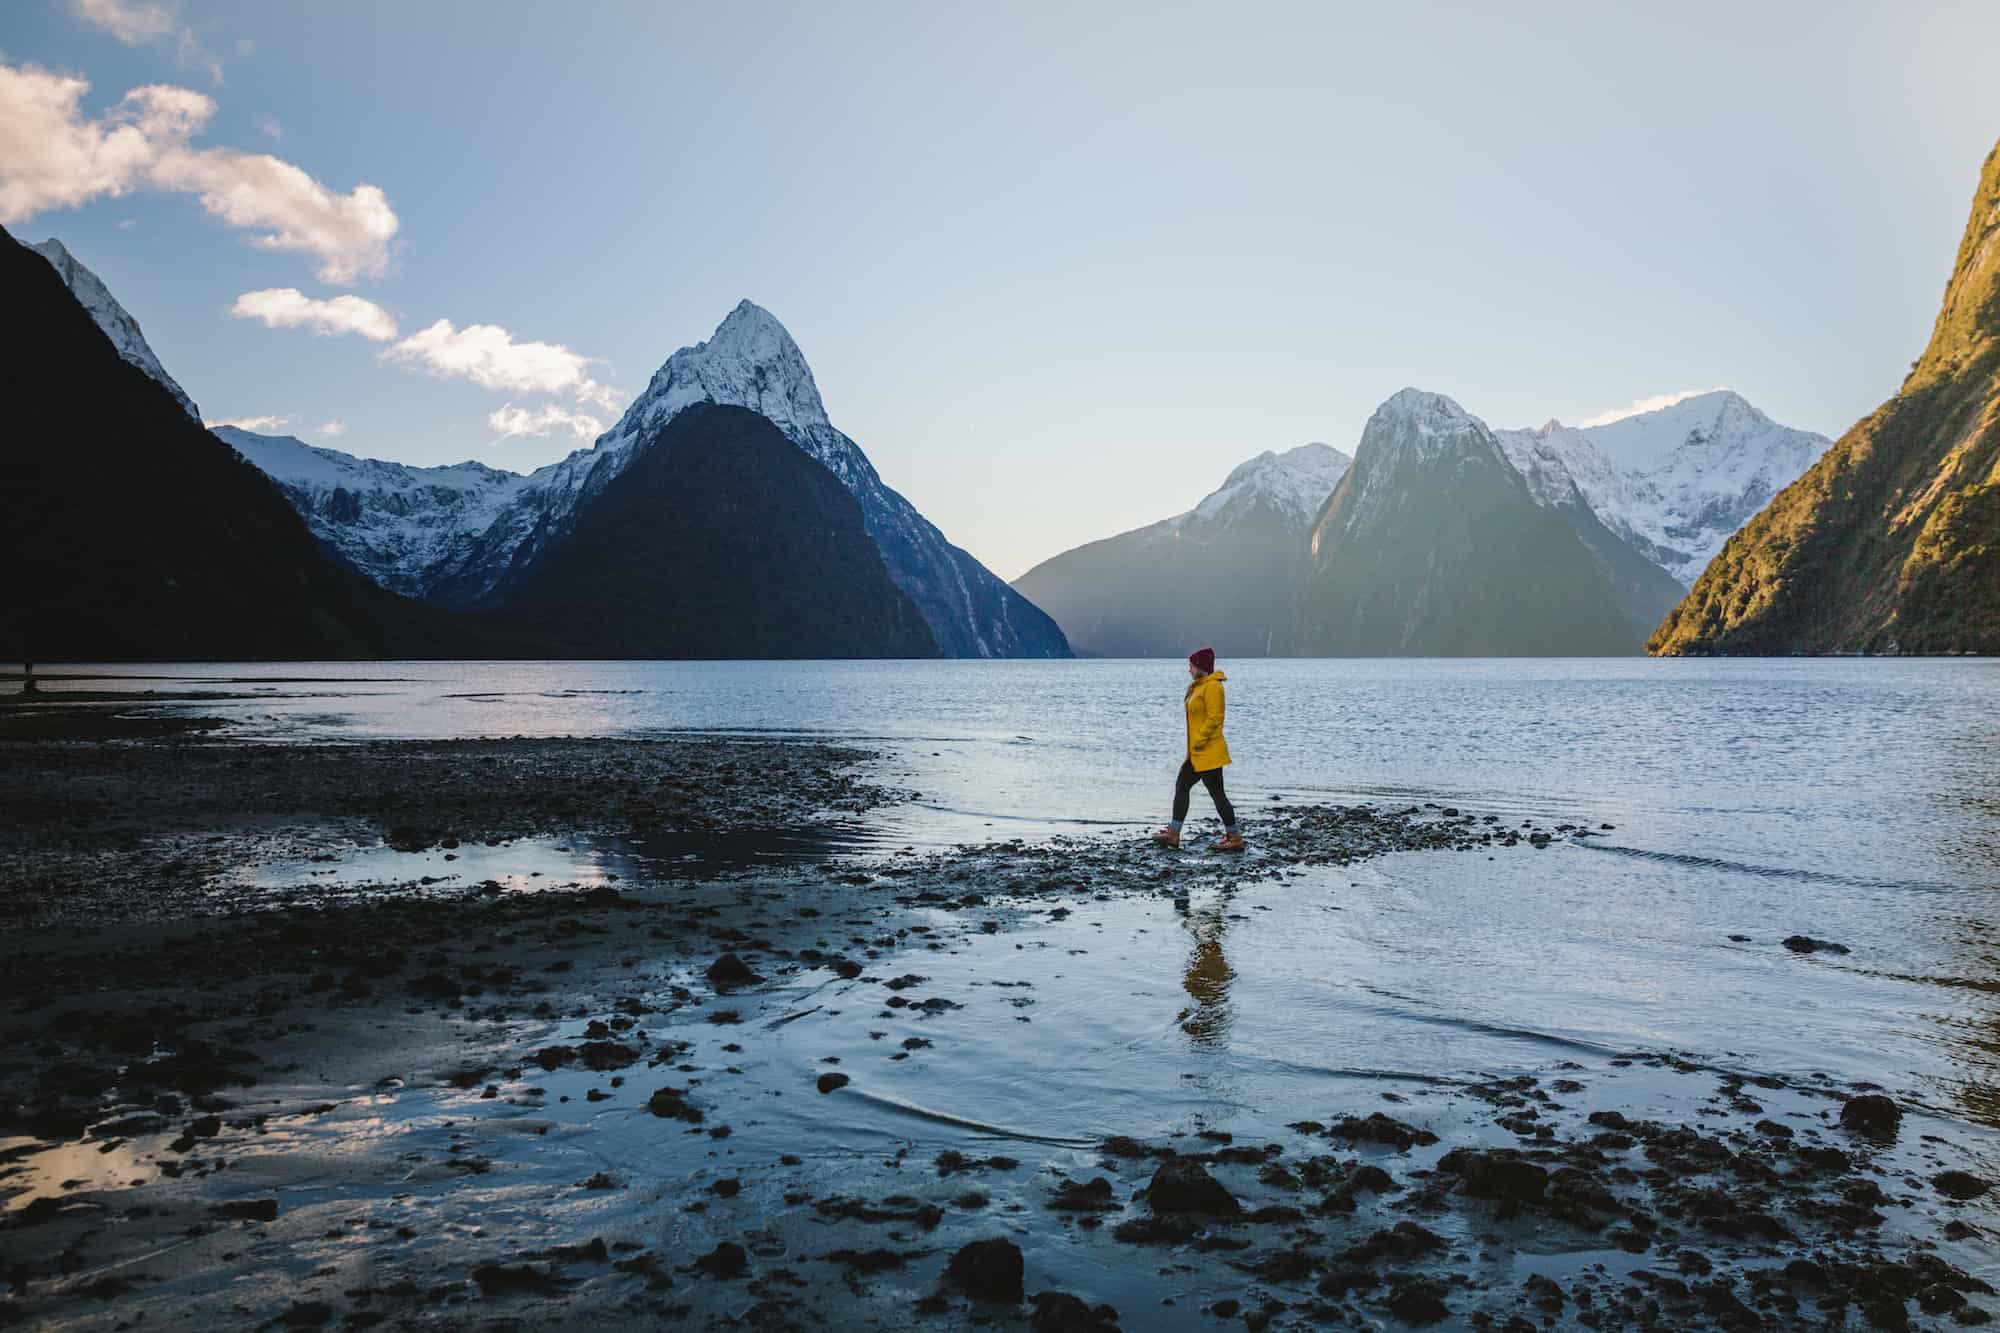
[{"x1": 1, "y1": 713, "x2": 1994, "y2": 1330}]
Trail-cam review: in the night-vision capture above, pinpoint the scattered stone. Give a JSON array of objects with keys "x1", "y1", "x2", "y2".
[
  {"x1": 1783, "y1": 935, "x2": 1850, "y2": 955},
  {"x1": 1383, "y1": 1276, "x2": 1450, "y2": 1324},
  {"x1": 1323, "y1": 1112, "x2": 1438, "y2": 1151},
  {"x1": 946, "y1": 1238, "x2": 1024, "y2": 1303},
  {"x1": 1934, "y1": 1171, "x2": 1991, "y2": 1201},
  {"x1": 816, "y1": 1072, "x2": 851, "y2": 1094},
  {"x1": 1030, "y1": 1290, "x2": 1121, "y2": 1331},
  {"x1": 693, "y1": 1242, "x2": 748, "y2": 1279},
  {"x1": 212, "y1": 1198, "x2": 279, "y2": 1222},
  {"x1": 1049, "y1": 1177, "x2": 1118, "y2": 1212},
  {"x1": 705, "y1": 954, "x2": 762, "y2": 988},
  {"x1": 1145, "y1": 1158, "x2": 1241, "y2": 1216},
  {"x1": 1436, "y1": 1147, "x2": 1547, "y2": 1204},
  {"x1": 1839, "y1": 1094, "x2": 1902, "y2": 1140}
]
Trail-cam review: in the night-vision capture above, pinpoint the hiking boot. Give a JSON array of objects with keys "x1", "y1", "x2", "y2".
[
  {"x1": 1209, "y1": 832, "x2": 1246, "y2": 853},
  {"x1": 1151, "y1": 826, "x2": 1181, "y2": 849}
]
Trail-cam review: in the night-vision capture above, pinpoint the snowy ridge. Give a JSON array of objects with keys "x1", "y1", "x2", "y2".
[
  {"x1": 216, "y1": 427, "x2": 547, "y2": 601},
  {"x1": 30, "y1": 237, "x2": 199, "y2": 420},
  {"x1": 1190, "y1": 443, "x2": 1351, "y2": 525},
  {"x1": 1326, "y1": 389, "x2": 1518, "y2": 543},
  {"x1": 1496, "y1": 391, "x2": 1830, "y2": 584}
]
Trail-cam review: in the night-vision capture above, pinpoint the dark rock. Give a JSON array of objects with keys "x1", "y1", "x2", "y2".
[
  {"x1": 1383, "y1": 1277, "x2": 1450, "y2": 1325},
  {"x1": 821, "y1": 1248, "x2": 916, "y2": 1274},
  {"x1": 1049, "y1": 1177, "x2": 1118, "y2": 1212},
  {"x1": 1317, "y1": 1264, "x2": 1379, "y2": 1297},
  {"x1": 1524, "y1": 1273, "x2": 1565, "y2": 1311},
  {"x1": 1935, "y1": 1171, "x2": 1991, "y2": 1201},
  {"x1": 408, "y1": 972, "x2": 462, "y2": 1000},
  {"x1": 1325, "y1": 1112, "x2": 1439, "y2": 1151},
  {"x1": 816, "y1": 1072, "x2": 851, "y2": 1094},
  {"x1": 694, "y1": 1241, "x2": 748, "y2": 1279},
  {"x1": 1030, "y1": 1290, "x2": 1121, "y2": 1331},
  {"x1": 1345, "y1": 1221, "x2": 1443, "y2": 1263},
  {"x1": 1146, "y1": 1157, "x2": 1240, "y2": 1216},
  {"x1": 1839, "y1": 1094, "x2": 1902, "y2": 1140},
  {"x1": 1782, "y1": 935, "x2": 1850, "y2": 955},
  {"x1": 471, "y1": 1262, "x2": 568, "y2": 1293},
  {"x1": 212, "y1": 1198, "x2": 279, "y2": 1222},
  {"x1": 946, "y1": 1238, "x2": 1024, "y2": 1303},
  {"x1": 705, "y1": 954, "x2": 762, "y2": 989},
  {"x1": 1436, "y1": 1147, "x2": 1547, "y2": 1203}
]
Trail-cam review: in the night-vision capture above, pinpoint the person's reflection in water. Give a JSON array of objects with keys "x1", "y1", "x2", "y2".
[{"x1": 1174, "y1": 891, "x2": 1234, "y2": 1048}]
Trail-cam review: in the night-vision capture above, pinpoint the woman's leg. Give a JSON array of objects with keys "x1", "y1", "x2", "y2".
[
  {"x1": 1198, "y1": 768, "x2": 1238, "y2": 832},
  {"x1": 1170, "y1": 759, "x2": 1199, "y2": 829}
]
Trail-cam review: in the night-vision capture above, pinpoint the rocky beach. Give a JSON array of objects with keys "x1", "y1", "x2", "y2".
[{"x1": 2, "y1": 689, "x2": 1995, "y2": 1331}]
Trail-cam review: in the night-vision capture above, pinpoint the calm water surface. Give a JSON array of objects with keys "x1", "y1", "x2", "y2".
[{"x1": 45, "y1": 658, "x2": 2000, "y2": 1141}]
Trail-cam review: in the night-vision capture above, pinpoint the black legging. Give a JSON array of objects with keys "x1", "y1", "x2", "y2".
[{"x1": 1172, "y1": 759, "x2": 1236, "y2": 827}]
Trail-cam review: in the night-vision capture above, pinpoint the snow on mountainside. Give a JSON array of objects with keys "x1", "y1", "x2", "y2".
[
  {"x1": 215, "y1": 427, "x2": 539, "y2": 601},
  {"x1": 1189, "y1": 443, "x2": 1351, "y2": 525},
  {"x1": 1011, "y1": 440, "x2": 1350, "y2": 658},
  {"x1": 30, "y1": 238, "x2": 199, "y2": 421},
  {"x1": 1495, "y1": 391, "x2": 1830, "y2": 585},
  {"x1": 1321, "y1": 389, "x2": 1508, "y2": 544}
]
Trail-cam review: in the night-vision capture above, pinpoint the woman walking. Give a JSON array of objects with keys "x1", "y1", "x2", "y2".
[{"x1": 1154, "y1": 647, "x2": 1244, "y2": 851}]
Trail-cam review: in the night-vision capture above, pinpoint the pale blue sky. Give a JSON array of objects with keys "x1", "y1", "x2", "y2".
[{"x1": 5, "y1": 1, "x2": 1998, "y2": 577}]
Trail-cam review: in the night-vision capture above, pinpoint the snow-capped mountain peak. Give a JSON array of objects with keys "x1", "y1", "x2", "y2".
[
  {"x1": 1193, "y1": 442, "x2": 1351, "y2": 524},
  {"x1": 1494, "y1": 389, "x2": 1830, "y2": 585},
  {"x1": 30, "y1": 237, "x2": 199, "y2": 421},
  {"x1": 598, "y1": 299, "x2": 832, "y2": 458}
]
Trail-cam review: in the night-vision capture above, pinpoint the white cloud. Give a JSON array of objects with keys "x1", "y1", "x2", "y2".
[
  {"x1": 229, "y1": 287, "x2": 398, "y2": 341},
  {"x1": 388, "y1": 318, "x2": 614, "y2": 406},
  {"x1": 489, "y1": 402, "x2": 605, "y2": 444},
  {"x1": 71, "y1": 0, "x2": 222, "y2": 83},
  {"x1": 203, "y1": 413, "x2": 289, "y2": 431},
  {"x1": 0, "y1": 62, "x2": 397, "y2": 284},
  {"x1": 319, "y1": 419, "x2": 346, "y2": 437},
  {"x1": 1575, "y1": 388, "x2": 1724, "y2": 429},
  {"x1": 256, "y1": 114, "x2": 280, "y2": 140}
]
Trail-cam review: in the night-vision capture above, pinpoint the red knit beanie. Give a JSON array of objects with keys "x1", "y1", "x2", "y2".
[{"x1": 1189, "y1": 647, "x2": 1216, "y2": 674}]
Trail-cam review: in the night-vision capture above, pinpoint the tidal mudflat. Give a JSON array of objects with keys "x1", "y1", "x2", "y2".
[{"x1": 1, "y1": 693, "x2": 1996, "y2": 1330}]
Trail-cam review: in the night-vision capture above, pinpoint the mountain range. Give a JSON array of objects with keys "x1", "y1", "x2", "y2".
[
  {"x1": 1651, "y1": 136, "x2": 2000, "y2": 654},
  {"x1": 222, "y1": 303, "x2": 1069, "y2": 658},
  {"x1": 1017, "y1": 387, "x2": 1829, "y2": 656},
  {"x1": 12, "y1": 239, "x2": 971, "y2": 660},
  {"x1": 1013, "y1": 443, "x2": 1351, "y2": 657},
  {"x1": 1297, "y1": 390, "x2": 1689, "y2": 655}
]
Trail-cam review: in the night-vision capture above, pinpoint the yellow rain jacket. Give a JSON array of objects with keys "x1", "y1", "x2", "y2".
[{"x1": 1184, "y1": 670, "x2": 1231, "y2": 772}]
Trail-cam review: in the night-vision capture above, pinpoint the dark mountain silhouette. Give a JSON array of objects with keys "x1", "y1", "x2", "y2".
[
  {"x1": 500, "y1": 404, "x2": 938, "y2": 659},
  {"x1": 0, "y1": 225, "x2": 499, "y2": 662}
]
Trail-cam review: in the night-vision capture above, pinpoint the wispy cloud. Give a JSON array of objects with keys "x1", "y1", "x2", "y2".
[
  {"x1": 489, "y1": 402, "x2": 605, "y2": 444},
  {"x1": 389, "y1": 319, "x2": 615, "y2": 407},
  {"x1": 1575, "y1": 388, "x2": 1723, "y2": 429},
  {"x1": 255, "y1": 114, "x2": 281, "y2": 140},
  {"x1": 229, "y1": 287, "x2": 398, "y2": 341},
  {"x1": 71, "y1": 0, "x2": 223, "y2": 84},
  {"x1": 203, "y1": 412, "x2": 289, "y2": 431},
  {"x1": 319, "y1": 419, "x2": 346, "y2": 437},
  {"x1": 0, "y1": 62, "x2": 397, "y2": 283}
]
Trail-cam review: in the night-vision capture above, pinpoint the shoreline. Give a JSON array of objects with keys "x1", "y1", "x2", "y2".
[{"x1": 1, "y1": 727, "x2": 1993, "y2": 1330}]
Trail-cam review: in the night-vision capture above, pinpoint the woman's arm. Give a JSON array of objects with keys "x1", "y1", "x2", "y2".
[{"x1": 1196, "y1": 679, "x2": 1225, "y2": 749}]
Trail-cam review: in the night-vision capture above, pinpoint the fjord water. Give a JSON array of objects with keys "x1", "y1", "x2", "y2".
[{"x1": 65, "y1": 658, "x2": 2000, "y2": 1136}]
